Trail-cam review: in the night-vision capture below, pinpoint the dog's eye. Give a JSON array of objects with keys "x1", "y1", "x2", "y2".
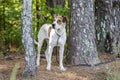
[{"x1": 57, "y1": 20, "x2": 62, "y2": 23}]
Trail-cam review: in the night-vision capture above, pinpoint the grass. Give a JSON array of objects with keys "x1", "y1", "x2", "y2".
[
  {"x1": 106, "y1": 65, "x2": 120, "y2": 80},
  {"x1": 107, "y1": 71, "x2": 120, "y2": 80},
  {"x1": 10, "y1": 63, "x2": 20, "y2": 80}
]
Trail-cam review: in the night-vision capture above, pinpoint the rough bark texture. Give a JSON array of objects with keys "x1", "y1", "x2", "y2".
[
  {"x1": 113, "y1": 1, "x2": 120, "y2": 54},
  {"x1": 95, "y1": 0, "x2": 120, "y2": 54},
  {"x1": 68, "y1": 0, "x2": 100, "y2": 66},
  {"x1": 22, "y1": 0, "x2": 36, "y2": 76}
]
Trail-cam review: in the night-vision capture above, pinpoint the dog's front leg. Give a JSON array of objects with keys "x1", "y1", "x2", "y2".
[
  {"x1": 46, "y1": 45, "x2": 53, "y2": 71},
  {"x1": 59, "y1": 45, "x2": 66, "y2": 71}
]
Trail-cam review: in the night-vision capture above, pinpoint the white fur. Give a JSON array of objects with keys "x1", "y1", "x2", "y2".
[{"x1": 36, "y1": 22, "x2": 66, "y2": 71}]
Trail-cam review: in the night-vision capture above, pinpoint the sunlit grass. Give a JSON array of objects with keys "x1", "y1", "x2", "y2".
[
  {"x1": 10, "y1": 63, "x2": 20, "y2": 80},
  {"x1": 106, "y1": 66, "x2": 120, "y2": 80}
]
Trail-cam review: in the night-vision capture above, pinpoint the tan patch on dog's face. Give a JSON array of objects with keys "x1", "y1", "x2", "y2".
[
  {"x1": 53, "y1": 14, "x2": 66, "y2": 30},
  {"x1": 56, "y1": 16, "x2": 65, "y2": 26}
]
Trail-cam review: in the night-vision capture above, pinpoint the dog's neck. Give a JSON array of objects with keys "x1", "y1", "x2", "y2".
[{"x1": 55, "y1": 26, "x2": 66, "y2": 37}]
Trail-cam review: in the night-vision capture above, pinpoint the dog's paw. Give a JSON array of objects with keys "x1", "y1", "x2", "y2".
[
  {"x1": 46, "y1": 66, "x2": 51, "y2": 71},
  {"x1": 36, "y1": 64, "x2": 39, "y2": 67},
  {"x1": 36, "y1": 62, "x2": 40, "y2": 67},
  {"x1": 60, "y1": 67, "x2": 66, "y2": 71}
]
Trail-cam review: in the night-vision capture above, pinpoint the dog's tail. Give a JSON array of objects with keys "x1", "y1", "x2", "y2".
[{"x1": 34, "y1": 39, "x2": 38, "y2": 45}]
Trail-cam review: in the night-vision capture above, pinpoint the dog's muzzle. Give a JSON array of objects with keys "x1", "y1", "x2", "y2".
[{"x1": 52, "y1": 24, "x2": 55, "y2": 29}]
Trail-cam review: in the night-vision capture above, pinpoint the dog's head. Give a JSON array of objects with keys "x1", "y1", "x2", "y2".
[{"x1": 52, "y1": 14, "x2": 66, "y2": 30}]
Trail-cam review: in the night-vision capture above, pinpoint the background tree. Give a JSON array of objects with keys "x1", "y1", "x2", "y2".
[
  {"x1": 46, "y1": 0, "x2": 65, "y2": 8},
  {"x1": 67, "y1": 0, "x2": 100, "y2": 65},
  {"x1": 22, "y1": 0, "x2": 36, "y2": 76},
  {"x1": 0, "y1": 0, "x2": 21, "y2": 52},
  {"x1": 95, "y1": 0, "x2": 120, "y2": 54}
]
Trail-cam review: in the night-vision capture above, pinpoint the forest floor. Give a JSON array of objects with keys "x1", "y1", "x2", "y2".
[{"x1": 0, "y1": 52, "x2": 120, "y2": 80}]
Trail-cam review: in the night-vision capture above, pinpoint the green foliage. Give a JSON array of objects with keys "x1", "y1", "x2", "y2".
[
  {"x1": 48, "y1": 0, "x2": 70, "y2": 16},
  {"x1": 0, "y1": 0, "x2": 70, "y2": 52},
  {"x1": 0, "y1": 0, "x2": 21, "y2": 51},
  {"x1": 107, "y1": 72, "x2": 120, "y2": 80},
  {"x1": 52, "y1": 5, "x2": 70, "y2": 16}
]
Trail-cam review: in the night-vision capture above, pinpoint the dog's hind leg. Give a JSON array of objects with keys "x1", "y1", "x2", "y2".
[
  {"x1": 45, "y1": 48, "x2": 48, "y2": 63},
  {"x1": 36, "y1": 38, "x2": 44, "y2": 66},
  {"x1": 45, "y1": 40, "x2": 49, "y2": 63}
]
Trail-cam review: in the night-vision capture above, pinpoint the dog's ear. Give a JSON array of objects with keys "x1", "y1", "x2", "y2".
[
  {"x1": 62, "y1": 16, "x2": 67, "y2": 23},
  {"x1": 53, "y1": 14, "x2": 58, "y2": 18}
]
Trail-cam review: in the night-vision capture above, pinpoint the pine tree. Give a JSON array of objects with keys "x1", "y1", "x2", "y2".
[{"x1": 21, "y1": 0, "x2": 36, "y2": 76}]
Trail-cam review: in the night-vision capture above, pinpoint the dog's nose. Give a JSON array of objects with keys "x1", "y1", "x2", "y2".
[{"x1": 52, "y1": 24, "x2": 55, "y2": 29}]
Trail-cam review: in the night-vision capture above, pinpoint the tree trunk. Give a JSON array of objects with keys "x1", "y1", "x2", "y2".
[
  {"x1": 36, "y1": 0, "x2": 40, "y2": 31},
  {"x1": 2, "y1": 1, "x2": 5, "y2": 30},
  {"x1": 55, "y1": 0, "x2": 65, "y2": 8},
  {"x1": 112, "y1": 1, "x2": 120, "y2": 55},
  {"x1": 95, "y1": 0, "x2": 120, "y2": 54},
  {"x1": 67, "y1": 0, "x2": 100, "y2": 66},
  {"x1": 22, "y1": 0, "x2": 36, "y2": 76},
  {"x1": 46, "y1": 0, "x2": 54, "y2": 8},
  {"x1": 47, "y1": 0, "x2": 65, "y2": 8}
]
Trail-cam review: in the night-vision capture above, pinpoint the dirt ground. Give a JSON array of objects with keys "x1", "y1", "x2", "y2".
[{"x1": 0, "y1": 53, "x2": 120, "y2": 80}]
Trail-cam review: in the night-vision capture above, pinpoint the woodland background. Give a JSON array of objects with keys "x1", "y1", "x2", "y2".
[
  {"x1": 0, "y1": 0, "x2": 120, "y2": 80},
  {"x1": 0, "y1": 0, "x2": 69, "y2": 54},
  {"x1": 0, "y1": 0, "x2": 119, "y2": 55}
]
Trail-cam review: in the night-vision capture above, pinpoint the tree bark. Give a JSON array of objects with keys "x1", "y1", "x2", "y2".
[
  {"x1": 67, "y1": 0, "x2": 100, "y2": 66},
  {"x1": 112, "y1": 1, "x2": 120, "y2": 55},
  {"x1": 95, "y1": 0, "x2": 120, "y2": 54},
  {"x1": 22, "y1": 0, "x2": 36, "y2": 76}
]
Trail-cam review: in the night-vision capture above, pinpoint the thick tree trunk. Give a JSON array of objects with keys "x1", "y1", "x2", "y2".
[
  {"x1": 68, "y1": 0, "x2": 100, "y2": 66},
  {"x1": 22, "y1": 0, "x2": 36, "y2": 76},
  {"x1": 95, "y1": 0, "x2": 120, "y2": 54},
  {"x1": 113, "y1": 1, "x2": 120, "y2": 55}
]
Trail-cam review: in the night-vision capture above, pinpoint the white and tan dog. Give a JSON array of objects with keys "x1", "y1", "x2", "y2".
[{"x1": 35, "y1": 14, "x2": 67, "y2": 71}]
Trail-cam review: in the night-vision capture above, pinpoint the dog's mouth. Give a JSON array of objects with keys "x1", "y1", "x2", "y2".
[
  {"x1": 57, "y1": 28, "x2": 60, "y2": 31},
  {"x1": 52, "y1": 24, "x2": 55, "y2": 29},
  {"x1": 52, "y1": 23, "x2": 61, "y2": 30}
]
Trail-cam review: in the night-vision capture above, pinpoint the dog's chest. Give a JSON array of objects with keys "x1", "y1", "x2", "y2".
[{"x1": 49, "y1": 32, "x2": 66, "y2": 46}]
